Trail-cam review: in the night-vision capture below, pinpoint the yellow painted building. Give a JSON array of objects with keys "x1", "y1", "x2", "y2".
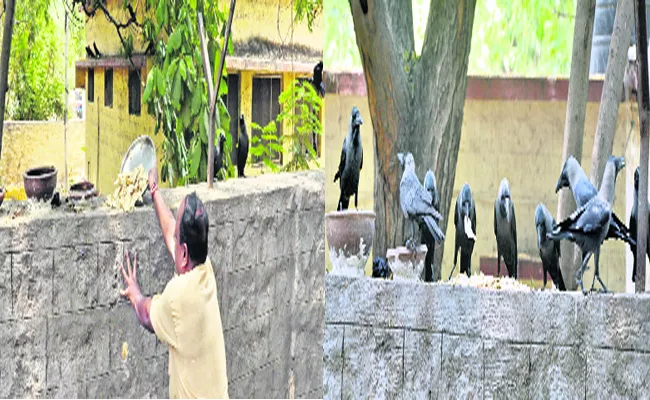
[
  {"x1": 325, "y1": 73, "x2": 639, "y2": 293},
  {"x1": 76, "y1": 0, "x2": 323, "y2": 194}
]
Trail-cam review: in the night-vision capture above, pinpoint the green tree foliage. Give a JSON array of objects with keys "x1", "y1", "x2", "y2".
[
  {"x1": 2, "y1": 0, "x2": 85, "y2": 120},
  {"x1": 140, "y1": 0, "x2": 234, "y2": 186},
  {"x1": 294, "y1": 0, "x2": 323, "y2": 32},
  {"x1": 325, "y1": 0, "x2": 576, "y2": 77},
  {"x1": 250, "y1": 79, "x2": 322, "y2": 173}
]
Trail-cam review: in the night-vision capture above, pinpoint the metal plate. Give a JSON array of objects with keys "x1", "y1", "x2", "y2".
[
  {"x1": 120, "y1": 135, "x2": 156, "y2": 176},
  {"x1": 120, "y1": 135, "x2": 156, "y2": 205}
]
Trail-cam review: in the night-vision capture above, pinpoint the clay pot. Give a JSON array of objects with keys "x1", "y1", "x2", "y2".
[
  {"x1": 68, "y1": 181, "x2": 98, "y2": 202},
  {"x1": 23, "y1": 166, "x2": 57, "y2": 201},
  {"x1": 325, "y1": 210, "x2": 376, "y2": 275}
]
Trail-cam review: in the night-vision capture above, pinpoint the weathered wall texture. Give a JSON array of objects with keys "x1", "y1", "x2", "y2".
[
  {"x1": 324, "y1": 274, "x2": 650, "y2": 399},
  {"x1": 324, "y1": 73, "x2": 637, "y2": 292},
  {"x1": 0, "y1": 120, "x2": 86, "y2": 187},
  {"x1": 0, "y1": 171, "x2": 324, "y2": 399}
]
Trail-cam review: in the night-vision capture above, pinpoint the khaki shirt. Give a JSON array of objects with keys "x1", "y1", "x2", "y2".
[{"x1": 150, "y1": 258, "x2": 229, "y2": 399}]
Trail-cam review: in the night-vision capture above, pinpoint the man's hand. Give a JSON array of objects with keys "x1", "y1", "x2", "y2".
[
  {"x1": 148, "y1": 165, "x2": 158, "y2": 191},
  {"x1": 120, "y1": 250, "x2": 143, "y2": 305},
  {"x1": 120, "y1": 250, "x2": 154, "y2": 333}
]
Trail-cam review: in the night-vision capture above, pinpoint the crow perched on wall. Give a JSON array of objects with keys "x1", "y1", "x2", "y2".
[
  {"x1": 494, "y1": 178, "x2": 518, "y2": 278},
  {"x1": 535, "y1": 203, "x2": 565, "y2": 291},
  {"x1": 548, "y1": 156, "x2": 625, "y2": 293},
  {"x1": 213, "y1": 133, "x2": 227, "y2": 181},
  {"x1": 421, "y1": 169, "x2": 440, "y2": 282},
  {"x1": 555, "y1": 156, "x2": 635, "y2": 249},
  {"x1": 630, "y1": 166, "x2": 650, "y2": 282},
  {"x1": 334, "y1": 107, "x2": 363, "y2": 211},
  {"x1": 398, "y1": 153, "x2": 444, "y2": 252},
  {"x1": 451, "y1": 184, "x2": 476, "y2": 279},
  {"x1": 236, "y1": 115, "x2": 249, "y2": 178}
]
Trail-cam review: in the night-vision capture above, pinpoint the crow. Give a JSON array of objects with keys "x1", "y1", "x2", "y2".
[
  {"x1": 494, "y1": 178, "x2": 518, "y2": 278},
  {"x1": 236, "y1": 114, "x2": 249, "y2": 178},
  {"x1": 334, "y1": 106, "x2": 363, "y2": 211},
  {"x1": 556, "y1": 155, "x2": 635, "y2": 247},
  {"x1": 310, "y1": 61, "x2": 325, "y2": 98},
  {"x1": 420, "y1": 169, "x2": 440, "y2": 282},
  {"x1": 630, "y1": 166, "x2": 650, "y2": 282},
  {"x1": 398, "y1": 153, "x2": 445, "y2": 252},
  {"x1": 93, "y1": 42, "x2": 102, "y2": 58},
  {"x1": 372, "y1": 257, "x2": 393, "y2": 280},
  {"x1": 535, "y1": 203, "x2": 565, "y2": 290},
  {"x1": 213, "y1": 133, "x2": 227, "y2": 181},
  {"x1": 548, "y1": 156, "x2": 625, "y2": 293},
  {"x1": 450, "y1": 184, "x2": 476, "y2": 279}
]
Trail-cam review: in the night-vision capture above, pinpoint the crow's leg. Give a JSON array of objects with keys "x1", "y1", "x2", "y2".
[
  {"x1": 449, "y1": 244, "x2": 460, "y2": 280},
  {"x1": 497, "y1": 250, "x2": 501, "y2": 277},
  {"x1": 405, "y1": 220, "x2": 417, "y2": 252},
  {"x1": 594, "y1": 248, "x2": 608, "y2": 293},
  {"x1": 354, "y1": 191, "x2": 358, "y2": 210},
  {"x1": 576, "y1": 251, "x2": 592, "y2": 295},
  {"x1": 543, "y1": 264, "x2": 548, "y2": 290}
]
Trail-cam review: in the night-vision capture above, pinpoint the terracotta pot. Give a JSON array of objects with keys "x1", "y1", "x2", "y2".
[
  {"x1": 325, "y1": 210, "x2": 376, "y2": 275},
  {"x1": 68, "y1": 181, "x2": 97, "y2": 202},
  {"x1": 23, "y1": 166, "x2": 57, "y2": 201}
]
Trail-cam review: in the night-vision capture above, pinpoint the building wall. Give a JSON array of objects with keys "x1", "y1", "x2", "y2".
[
  {"x1": 0, "y1": 120, "x2": 86, "y2": 188},
  {"x1": 231, "y1": 0, "x2": 322, "y2": 52},
  {"x1": 325, "y1": 275, "x2": 650, "y2": 398},
  {"x1": 325, "y1": 74, "x2": 637, "y2": 293},
  {"x1": 0, "y1": 171, "x2": 324, "y2": 399},
  {"x1": 84, "y1": 66, "x2": 162, "y2": 195}
]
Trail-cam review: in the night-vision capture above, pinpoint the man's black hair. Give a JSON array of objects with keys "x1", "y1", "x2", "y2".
[{"x1": 179, "y1": 192, "x2": 209, "y2": 265}]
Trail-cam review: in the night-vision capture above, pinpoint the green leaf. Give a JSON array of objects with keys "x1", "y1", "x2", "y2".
[
  {"x1": 179, "y1": 59, "x2": 187, "y2": 80},
  {"x1": 156, "y1": 68, "x2": 166, "y2": 96},
  {"x1": 189, "y1": 0, "x2": 197, "y2": 11},
  {"x1": 171, "y1": 70, "x2": 182, "y2": 110},
  {"x1": 189, "y1": 141, "x2": 202, "y2": 176},
  {"x1": 191, "y1": 85, "x2": 203, "y2": 115},
  {"x1": 143, "y1": 71, "x2": 154, "y2": 103},
  {"x1": 168, "y1": 28, "x2": 183, "y2": 52}
]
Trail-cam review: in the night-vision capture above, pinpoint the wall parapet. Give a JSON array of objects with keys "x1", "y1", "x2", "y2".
[
  {"x1": 0, "y1": 170, "x2": 325, "y2": 399},
  {"x1": 324, "y1": 274, "x2": 650, "y2": 398}
]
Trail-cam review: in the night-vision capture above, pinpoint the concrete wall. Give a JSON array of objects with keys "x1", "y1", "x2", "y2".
[
  {"x1": 324, "y1": 274, "x2": 650, "y2": 399},
  {"x1": 0, "y1": 120, "x2": 86, "y2": 188},
  {"x1": 324, "y1": 73, "x2": 638, "y2": 292},
  {"x1": 0, "y1": 171, "x2": 324, "y2": 398}
]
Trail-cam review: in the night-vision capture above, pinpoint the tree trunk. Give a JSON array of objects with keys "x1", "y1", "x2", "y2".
[
  {"x1": 634, "y1": 0, "x2": 650, "y2": 292},
  {"x1": 0, "y1": 0, "x2": 16, "y2": 159},
  {"x1": 590, "y1": 0, "x2": 633, "y2": 188},
  {"x1": 557, "y1": 0, "x2": 597, "y2": 290},
  {"x1": 348, "y1": 0, "x2": 477, "y2": 261}
]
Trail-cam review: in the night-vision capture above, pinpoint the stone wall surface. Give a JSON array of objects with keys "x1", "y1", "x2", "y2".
[
  {"x1": 324, "y1": 274, "x2": 650, "y2": 399},
  {"x1": 0, "y1": 170, "x2": 324, "y2": 399}
]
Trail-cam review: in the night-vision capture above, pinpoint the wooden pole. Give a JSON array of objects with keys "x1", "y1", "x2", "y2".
[
  {"x1": 635, "y1": 0, "x2": 649, "y2": 292},
  {"x1": 0, "y1": 0, "x2": 16, "y2": 159},
  {"x1": 64, "y1": 11, "x2": 69, "y2": 189},
  {"x1": 197, "y1": 13, "x2": 215, "y2": 187},
  {"x1": 198, "y1": 1, "x2": 236, "y2": 188}
]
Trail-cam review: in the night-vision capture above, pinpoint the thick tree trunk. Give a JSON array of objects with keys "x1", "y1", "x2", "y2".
[
  {"x1": 349, "y1": 0, "x2": 477, "y2": 261},
  {"x1": 590, "y1": 0, "x2": 633, "y2": 188},
  {"x1": 557, "y1": 0, "x2": 597, "y2": 290},
  {"x1": 634, "y1": 0, "x2": 649, "y2": 292},
  {"x1": 0, "y1": 0, "x2": 16, "y2": 159}
]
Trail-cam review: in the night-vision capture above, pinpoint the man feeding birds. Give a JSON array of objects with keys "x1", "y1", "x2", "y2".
[{"x1": 119, "y1": 165, "x2": 229, "y2": 399}]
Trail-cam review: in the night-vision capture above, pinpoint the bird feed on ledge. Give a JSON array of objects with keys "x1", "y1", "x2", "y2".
[
  {"x1": 105, "y1": 165, "x2": 148, "y2": 212},
  {"x1": 445, "y1": 272, "x2": 531, "y2": 291}
]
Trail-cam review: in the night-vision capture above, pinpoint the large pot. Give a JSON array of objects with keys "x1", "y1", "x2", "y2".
[
  {"x1": 23, "y1": 166, "x2": 57, "y2": 201},
  {"x1": 325, "y1": 210, "x2": 376, "y2": 276}
]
